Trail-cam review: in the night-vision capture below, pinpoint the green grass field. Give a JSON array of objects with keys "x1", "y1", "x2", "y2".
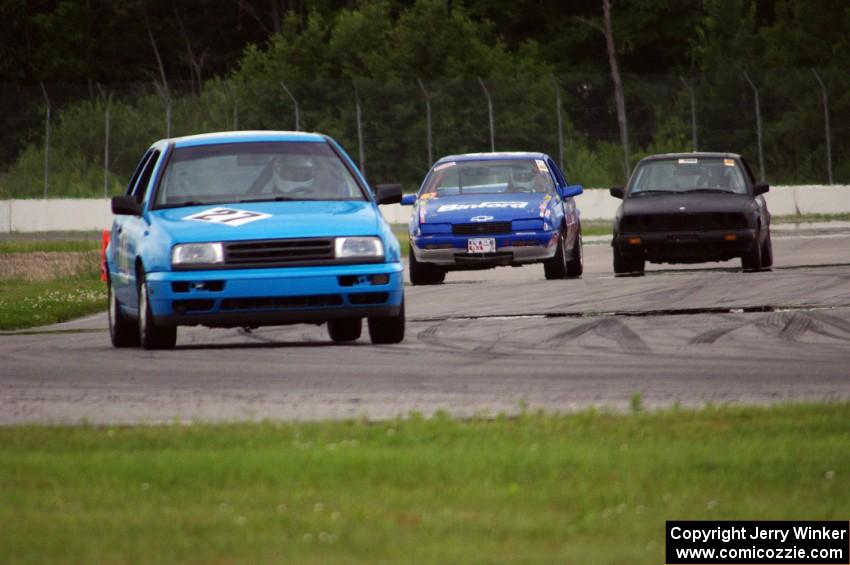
[
  {"x1": 0, "y1": 240, "x2": 100, "y2": 254},
  {"x1": 0, "y1": 404, "x2": 847, "y2": 564},
  {"x1": 0, "y1": 276, "x2": 106, "y2": 331}
]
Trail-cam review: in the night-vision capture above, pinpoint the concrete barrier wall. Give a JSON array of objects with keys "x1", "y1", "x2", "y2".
[
  {"x1": 382, "y1": 185, "x2": 850, "y2": 223},
  {"x1": 1, "y1": 186, "x2": 848, "y2": 232}
]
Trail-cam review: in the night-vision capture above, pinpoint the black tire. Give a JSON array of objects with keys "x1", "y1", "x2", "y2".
[
  {"x1": 138, "y1": 272, "x2": 177, "y2": 350},
  {"x1": 741, "y1": 235, "x2": 763, "y2": 272},
  {"x1": 543, "y1": 229, "x2": 568, "y2": 279},
  {"x1": 368, "y1": 300, "x2": 405, "y2": 344},
  {"x1": 565, "y1": 225, "x2": 583, "y2": 278},
  {"x1": 760, "y1": 229, "x2": 773, "y2": 269},
  {"x1": 327, "y1": 318, "x2": 362, "y2": 342},
  {"x1": 409, "y1": 249, "x2": 445, "y2": 285},
  {"x1": 108, "y1": 279, "x2": 139, "y2": 347},
  {"x1": 613, "y1": 246, "x2": 645, "y2": 275}
]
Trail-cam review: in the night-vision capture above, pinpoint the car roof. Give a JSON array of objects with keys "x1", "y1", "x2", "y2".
[
  {"x1": 435, "y1": 151, "x2": 551, "y2": 164},
  {"x1": 168, "y1": 130, "x2": 326, "y2": 148},
  {"x1": 639, "y1": 152, "x2": 743, "y2": 162}
]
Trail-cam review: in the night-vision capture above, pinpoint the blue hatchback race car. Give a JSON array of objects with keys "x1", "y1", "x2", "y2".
[
  {"x1": 105, "y1": 131, "x2": 405, "y2": 349},
  {"x1": 401, "y1": 152, "x2": 584, "y2": 284}
]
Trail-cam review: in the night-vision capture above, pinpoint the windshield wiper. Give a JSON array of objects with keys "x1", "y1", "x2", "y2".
[
  {"x1": 631, "y1": 190, "x2": 683, "y2": 197},
  {"x1": 157, "y1": 200, "x2": 209, "y2": 209},
  {"x1": 239, "y1": 196, "x2": 299, "y2": 203},
  {"x1": 691, "y1": 188, "x2": 735, "y2": 193}
]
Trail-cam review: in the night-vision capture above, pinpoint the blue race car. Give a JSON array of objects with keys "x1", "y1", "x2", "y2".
[
  {"x1": 400, "y1": 152, "x2": 584, "y2": 284},
  {"x1": 106, "y1": 131, "x2": 404, "y2": 349}
]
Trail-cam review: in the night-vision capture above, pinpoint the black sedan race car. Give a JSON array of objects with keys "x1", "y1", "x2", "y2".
[{"x1": 610, "y1": 153, "x2": 772, "y2": 275}]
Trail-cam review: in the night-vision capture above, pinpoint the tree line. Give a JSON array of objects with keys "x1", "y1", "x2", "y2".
[{"x1": 1, "y1": 0, "x2": 848, "y2": 197}]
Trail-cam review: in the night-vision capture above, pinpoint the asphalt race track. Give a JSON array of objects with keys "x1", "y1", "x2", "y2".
[{"x1": 2, "y1": 225, "x2": 849, "y2": 424}]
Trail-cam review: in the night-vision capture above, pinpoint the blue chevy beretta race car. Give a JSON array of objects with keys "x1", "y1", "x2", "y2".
[
  {"x1": 401, "y1": 152, "x2": 584, "y2": 284},
  {"x1": 105, "y1": 131, "x2": 404, "y2": 349}
]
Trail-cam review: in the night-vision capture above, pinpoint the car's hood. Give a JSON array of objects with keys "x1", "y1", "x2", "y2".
[
  {"x1": 418, "y1": 193, "x2": 552, "y2": 224},
  {"x1": 622, "y1": 192, "x2": 752, "y2": 216},
  {"x1": 151, "y1": 200, "x2": 379, "y2": 243}
]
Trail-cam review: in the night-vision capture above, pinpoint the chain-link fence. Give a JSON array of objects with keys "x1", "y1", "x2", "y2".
[{"x1": 1, "y1": 69, "x2": 848, "y2": 199}]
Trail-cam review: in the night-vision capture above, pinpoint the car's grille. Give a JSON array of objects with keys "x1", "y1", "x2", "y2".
[
  {"x1": 620, "y1": 213, "x2": 748, "y2": 232},
  {"x1": 452, "y1": 222, "x2": 512, "y2": 235},
  {"x1": 220, "y1": 294, "x2": 343, "y2": 311},
  {"x1": 224, "y1": 238, "x2": 333, "y2": 267}
]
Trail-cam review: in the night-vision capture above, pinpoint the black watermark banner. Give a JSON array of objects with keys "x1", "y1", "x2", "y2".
[{"x1": 666, "y1": 521, "x2": 849, "y2": 564}]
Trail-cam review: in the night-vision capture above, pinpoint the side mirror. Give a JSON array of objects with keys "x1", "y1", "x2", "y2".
[
  {"x1": 375, "y1": 183, "x2": 402, "y2": 205},
  {"x1": 400, "y1": 194, "x2": 417, "y2": 206},
  {"x1": 111, "y1": 195, "x2": 142, "y2": 216},
  {"x1": 609, "y1": 187, "x2": 625, "y2": 199},
  {"x1": 559, "y1": 184, "x2": 583, "y2": 198},
  {"x1": 753, "y1": 182, "x2": 770, "y2": 196}
]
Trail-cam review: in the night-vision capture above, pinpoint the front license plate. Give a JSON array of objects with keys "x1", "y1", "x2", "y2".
[{"x1": 467, "y1": 237, "x2": 496, "y2": 253}]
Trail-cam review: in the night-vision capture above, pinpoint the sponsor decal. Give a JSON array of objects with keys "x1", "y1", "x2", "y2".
[
  {"x1": 419, "y1": 192, "x2": 436, "y2": 200},
  {"x1": 470, "y1": 215, "x2": 494, "y2": 222},
  {"x1": 678, "y1": 158, "x2": 698, "y2": 164},
  {"x1": 724, "y1": 158, "x2": 736, "y2": 166},
  {"x1": 182, "y1": 207, "x2": 271, "y2": 227},
  {"x1": 535, "y1": 159, "x2": 549, "y2": 173},
  {"x1": 437, "y1": 201, "x2": 528, "y2": 212}
]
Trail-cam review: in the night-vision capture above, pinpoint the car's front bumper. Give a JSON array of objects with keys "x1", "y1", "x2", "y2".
[
  {"x1": 412, "y1": 231, "x2": 559, "y2": 268},
  {"x1": 145, "y1": 262, "x2": 403, "y2": 327},
  {"x1": 613, "y1": 228, "x2": 757, "y2": 263}
]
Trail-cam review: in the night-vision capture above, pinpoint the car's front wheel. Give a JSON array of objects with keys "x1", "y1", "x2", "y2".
[
  {"x1": 138, "y1": 272, "x2": 177, "y2": 350},
  {"x1": 760, "y1": 229, "x2": 773, "y2": 269},
  {"x1": 409, "y1": 249, "x2": 445, "y2": 285},
  {"x1": 368, "y1": 300, "x2": 405, "y2": 344},
  {"x1": 565, "y1": 224, "x2": 583, "y2": 278},
  {"x1": 741, "y1": 235, "x2": 764, "y2": 272},
  {"x1": 543, "y1": 229, "x2": 569, "y2": 279},
  {"x1": 108, "y1": 279, "x2": 139, "y2": 347},
  {"x1": 327, "y1": 318, "x2": 362, "y2": 342},
  {"x1": 613, "y1": 246, "x2": 645, "y2": 276}
]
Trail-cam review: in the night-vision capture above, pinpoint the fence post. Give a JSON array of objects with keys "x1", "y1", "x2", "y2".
[
  {"x1": 279, "y1": 80, "x2": 300, "y2": 131},
  {"x1": 679, "y1": 76, "x2": 698, "y2": 151},
  {"x1": 811, "y1": 69, "x2": 833, "y2": 185},
  {"x1": 477, "y1": 77, "x2": 495, "y2": 152},
  {"x1": 742, "y1": 71, "x2": 765, "y2": 181},
  {"x1": 39, "y1": 82, "x2": 51, "y2": 199},
  {"x1": 353, "y1": 80, "x2": 365, "y2": 175},
  {"x1": 551, "y1": 75, "x2": 565, "y2": 171},
  {"x1": 417, "y1": 78, "x2": 433, "y2": 166},
  {"x1": 153, "y1": 81, "x2": 172, "y2": 138},
  {"x1": 98, "y1": 86, "x2": 113, "y2": 198}
]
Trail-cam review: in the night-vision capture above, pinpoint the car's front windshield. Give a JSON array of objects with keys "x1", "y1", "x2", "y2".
[
  {"x1": 420, "y1": 159, "x2": 556, "y2": 197},
  {"x1": 155, "y1": 141, "x2": 366, "y2": 208},
  {"x1": 628, "y1": 157, "x2": 747, "y2": 196}
]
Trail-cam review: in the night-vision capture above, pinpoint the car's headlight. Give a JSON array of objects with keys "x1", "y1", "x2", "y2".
[
  {"x1": 335, "y1": 237, "x2": 384, "y2": 259},
  {"x1": 172, "y1": 243, "x2": 224, "y2": 266}
]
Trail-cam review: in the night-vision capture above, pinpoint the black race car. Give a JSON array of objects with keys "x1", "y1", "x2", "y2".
[{"x1": 610, "y1": 153, "x2": 772, "y2": 275}]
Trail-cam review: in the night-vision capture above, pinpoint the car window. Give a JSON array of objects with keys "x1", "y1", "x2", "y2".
[
  {"x1": 629, "y1": 157, "x2": 747, "y2": 195},
  {"x1": 154, "y1": 141, "x2": 366, "y2": 208},
  {"x1": 547, "y1": 159, "x2": 567, "y2": 188},
  {"x1": 132, "y1": 150, "x2": 161, "y2": 204},
  {"x1": 421, "y1": 159, "x2": 556, "y2": 197},
  {"x1": 126, "y1": 150, "x2": 153, "y2": 196}
]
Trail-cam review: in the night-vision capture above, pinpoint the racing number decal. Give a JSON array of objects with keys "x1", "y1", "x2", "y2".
[{"x1": 182, "y1": 207, "x2": 271, "y2": 227}]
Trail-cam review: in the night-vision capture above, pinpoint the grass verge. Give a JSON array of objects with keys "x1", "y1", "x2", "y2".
[
  {"x1": 0, "y1": 275, "x2": 105, "y2": 331},
  {"x1": 0, "y1": 404, "x2": 847, "y2": 564},
  {"x1": 0, "y1": 240, "x2": 100, "y2": 254}
]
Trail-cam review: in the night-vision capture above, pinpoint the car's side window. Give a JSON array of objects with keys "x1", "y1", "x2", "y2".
[
  {"x1": 125, "y1": 150, "x2": 153, "y2": 196},
  {"x1": 131, "y1": 150, "x2": 161, "y2": 204},
  {"x1": 547, "y1": 159, "x2": 567, "y2": 188}
]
